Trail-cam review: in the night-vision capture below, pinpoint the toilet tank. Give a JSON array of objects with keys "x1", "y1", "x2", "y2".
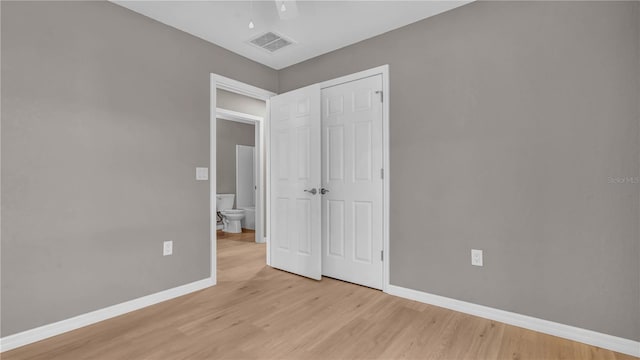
[{"x1": 216, "y1": 194, "x2": 235, "y2": 211}]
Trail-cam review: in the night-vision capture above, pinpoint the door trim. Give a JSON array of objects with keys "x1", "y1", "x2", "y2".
[
  {"x1": 319, "y1": 65, "x2": 390, "y2": 292},
  {"x1": 217, "y1": 108, "x2": 264, "y2": 124},
  {"x1": 210, "y1": 74, "x2": 276, "y2": 284}
]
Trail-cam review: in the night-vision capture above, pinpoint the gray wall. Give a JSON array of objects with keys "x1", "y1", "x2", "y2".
[
  {"x1": 0, "y1": 1, "x2": 277, "y2": 336},
  {"x1": 280, "y1": 1, "x2": 640, "y2": 341},
  {"x1": 216, "y1": 119, "x2": 255, "y2": 198}
]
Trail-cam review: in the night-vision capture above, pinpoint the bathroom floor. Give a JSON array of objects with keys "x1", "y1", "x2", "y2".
[{"x1": 216, "y1": 229, "x2": 255, "y2": 243}]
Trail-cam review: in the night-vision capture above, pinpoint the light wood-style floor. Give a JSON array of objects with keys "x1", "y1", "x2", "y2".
[{"x1": 4, "y1": 232, "x2": 636, "y2": 360}]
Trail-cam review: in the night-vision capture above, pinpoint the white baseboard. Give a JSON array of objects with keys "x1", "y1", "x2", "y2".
[
  {"x1": 0, "y1": 277, "x2": 215, "y2": 353},
  {"x1": 386, "y1": 284, "x2": 640, "y2": 357}
]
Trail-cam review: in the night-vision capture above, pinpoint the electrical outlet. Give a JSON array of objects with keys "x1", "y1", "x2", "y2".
[
  {"x1": 163, "y1": 241, "x2": 173, "y2": 256},
  {"x1": 471, "y1": 249, "x2": 483, "y2": 267}
]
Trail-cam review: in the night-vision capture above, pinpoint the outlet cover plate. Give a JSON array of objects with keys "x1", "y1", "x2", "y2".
[{"x1": 471, "y1": 249, "x2": 483, "y2": 266}]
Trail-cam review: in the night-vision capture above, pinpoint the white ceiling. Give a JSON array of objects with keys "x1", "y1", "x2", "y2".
[{"x1": 112, "y1": 1, "x2": 472, "y2": 70}]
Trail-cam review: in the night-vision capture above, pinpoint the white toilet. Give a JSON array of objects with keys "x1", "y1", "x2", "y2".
[{"x1": 216, "y1": 194, "x2": 245, "y2": 233}]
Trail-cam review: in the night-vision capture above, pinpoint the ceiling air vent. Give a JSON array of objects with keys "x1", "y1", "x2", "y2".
[{"x1": 249, "y1": 32, "x2": 293, "y2": 53}]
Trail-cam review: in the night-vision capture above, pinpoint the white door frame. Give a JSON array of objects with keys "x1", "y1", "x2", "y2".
[
  {"x1": 210, "y1": 74, "x2": 276, "y2": 285},
  {"x1": 318, "y1": 65, "x2": 390, "y2": 292}
]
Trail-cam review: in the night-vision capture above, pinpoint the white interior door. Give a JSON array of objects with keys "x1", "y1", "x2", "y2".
[
  {"x1": 269, "y1": 84, "x2": 322, "y2": 280},
  {"x1": 321, "y1": 75, "x2": 384, "y2": 289}
]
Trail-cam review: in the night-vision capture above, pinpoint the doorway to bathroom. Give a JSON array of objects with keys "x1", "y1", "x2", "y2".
[
  {"x1": 215, "y1": 94, "x2": 266, "y2": 244},
  {"x1": 211, "y1": 75, "x2": 275, "y2": 284}
]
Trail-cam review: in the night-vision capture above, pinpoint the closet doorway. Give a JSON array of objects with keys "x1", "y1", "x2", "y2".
[{"x1": 268, "y1": 65, "x2": 390, "y2": 290}]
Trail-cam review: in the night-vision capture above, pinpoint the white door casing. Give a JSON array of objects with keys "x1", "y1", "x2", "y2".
[
  {"x1": 269, "y1": 84, "x2": 322, "y2": 280},
  {"x1": 321, "y1": 75, "x2": 384, "y2": 289}
]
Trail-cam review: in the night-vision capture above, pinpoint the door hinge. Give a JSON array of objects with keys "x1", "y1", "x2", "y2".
[
  {"x1": 375, "y1": 90, "x2": 383, "y2": 102},
  {"x1": 381, "y1": 250, "x2": 384, "y2": 261},
  {"x1": 380, "y1": 168, "x2": 384, "y2": 179}
]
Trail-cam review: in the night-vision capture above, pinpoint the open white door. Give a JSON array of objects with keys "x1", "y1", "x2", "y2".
[{"x1": 269, "y1": 84, "x2": 322, "y2": 280}]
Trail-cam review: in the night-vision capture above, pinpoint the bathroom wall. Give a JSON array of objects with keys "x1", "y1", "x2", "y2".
[
  {"x1": 236, "y1": 145, "x2": 256, "y2": 208},
  {"x1": 217, "y1": 89, "x2": 267, "y2": 118},
  {"x1": 279, "y1": 1, "x2": 640, "y2": 341},
  {"x1": 1, "y1": 0, "x2": 277, "y2": 337},
  {"x1": 216, "y1": 119, "x2": 255, "y2": 201}
]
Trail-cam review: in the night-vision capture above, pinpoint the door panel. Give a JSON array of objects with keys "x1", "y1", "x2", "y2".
[
  {"x1": 269, "y1": 84, "x2": 322, "y2": 280},
  {"x1": 327, "y1": 126, "x2": 345, "y2": 181},
  {"x1": 353, "y1": 201, "x2": 373, "y2": 263},
  {"x1": 321, "y1": 75, "x2": 384, "y2": 289},
  {"x1": 327, "y1": 199, "x2": 345, "y2": 258}
]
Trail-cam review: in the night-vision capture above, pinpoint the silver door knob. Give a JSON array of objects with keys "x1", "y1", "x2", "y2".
[
  {"x1": 304, "y1": 188, "x2": 317, "y2": 195},
  {"x1": 320, "y1": 188, "x2": 330, "y2": 195}
]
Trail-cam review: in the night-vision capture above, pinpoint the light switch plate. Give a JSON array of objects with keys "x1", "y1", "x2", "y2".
[
  {"x1": 471, "y1": 249, "x2": 483, "y2": 267},
  {"x1": 196, "y1": 167, "x2": 209, "y2": 181}
]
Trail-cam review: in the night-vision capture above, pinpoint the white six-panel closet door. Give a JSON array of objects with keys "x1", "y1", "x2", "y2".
[{"x1": 321, "y1": 75, "x2": 384, "y2": 289}]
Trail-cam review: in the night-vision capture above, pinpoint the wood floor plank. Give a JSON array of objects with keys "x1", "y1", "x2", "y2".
[{"x1": 3, "y1": 235, "x2": 637, "y2": 360}]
